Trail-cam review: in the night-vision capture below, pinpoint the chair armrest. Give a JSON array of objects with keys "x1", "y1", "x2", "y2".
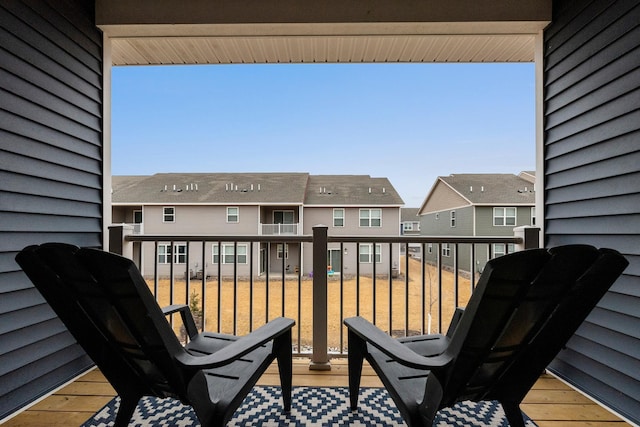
[
  {"x1": 175, "y1": 317, "x2": 295, "y2": 369},
  {"x1": 344, "y1": 316, "x2": 453, "y2": 370},
  {"x1": 163, "y1": 304, "x2": 198, "y2": 340}
]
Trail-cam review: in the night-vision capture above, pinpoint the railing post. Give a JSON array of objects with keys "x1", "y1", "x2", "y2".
[
  {"x1": 108, "y1": 224, "x2": 135, "y2": 259},
  {"x1": 513, "y1": 226, "x2": 541, "y2": 251},
  {"x1": 310, "y1": 225, "x2": 331, "y2": 370}
]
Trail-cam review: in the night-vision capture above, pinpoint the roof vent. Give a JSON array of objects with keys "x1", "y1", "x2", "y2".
[{"x1": 469, "y1": 186, "x2": 473, "y2": 192}]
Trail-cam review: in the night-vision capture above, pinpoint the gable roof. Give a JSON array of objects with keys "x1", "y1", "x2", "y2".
[
  {"x1": 419, "y1": 173, "x2": 535, "y2": 214},
  {"x1": 112, "y1": 173, "x2": 404, "y2": 206}
]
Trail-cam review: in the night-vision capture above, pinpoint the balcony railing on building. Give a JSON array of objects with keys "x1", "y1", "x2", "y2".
[
  {"x1": 109, "y1": 225, "x2": 539, "y2": 370},
  {"x1": 260, "y1": 223, "x2": 299, "y2": 235}
]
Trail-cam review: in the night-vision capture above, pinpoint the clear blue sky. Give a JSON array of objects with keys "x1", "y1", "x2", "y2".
[{"x1": 112, "y1": 63, "x2": 535, "y2": 207}]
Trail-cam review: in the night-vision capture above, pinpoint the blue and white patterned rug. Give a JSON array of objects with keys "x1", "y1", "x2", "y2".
[{"x1": 83, "y1": 386, "x2": 537, "y2": 426}]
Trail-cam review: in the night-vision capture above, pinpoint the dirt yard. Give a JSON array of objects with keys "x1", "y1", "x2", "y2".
[{"x1": 149, "y1": 256, "x2": 473, "y2": 350}]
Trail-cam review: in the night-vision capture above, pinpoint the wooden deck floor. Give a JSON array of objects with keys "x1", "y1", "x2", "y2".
[{"x1": 3, "y1": 359, "x2": 630, "y2": 427}]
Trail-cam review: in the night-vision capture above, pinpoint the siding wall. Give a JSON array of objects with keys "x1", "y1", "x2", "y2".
[
  {"x1": 0, "y1": 0, "x2": 103, "y2": 419},
  {"x1": 544, "y1": 0, "x2": 640, "y2": 423}
]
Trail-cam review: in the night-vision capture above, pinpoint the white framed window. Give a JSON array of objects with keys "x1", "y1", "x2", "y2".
[
  {"x1": 450, "y1": 211, "x2": 456, "y2": 227},
  {"x1": 442, "y1": 243, "x2": 451, "y2": 257},
  {"x1": 277, "y1": 243, "x2": 289, "y2": 259},
  {"x1": 133, "y1": 210, "x2": 142, "y2": 223},
  {"x1": 359, "y1": 243, "x2": 381, "y2": 263},
  {"x1": 212, "y1": 243, "x2": 248, "y2": 264},
  {"x1": 359, "y1": 209, "x2": 382, "y2": 227},
  {"x1": 531, "y1": 207, "x2": 536, "y2": 226},
  {"x1": 163, "y1": 207, "x2": 175, "y2": 222},
  {"x1": 158, "y1": 244, "x2": 186, "y2": 264},
  {"x1": 493, "y1": 207, "x2": 517, "y2": 226},
  {"x1": 227, "y1": 207, "x2": 239, "y2": 223},
  {"x1": 493, "y1": 243, "x2": 515, "y2": 258},
  {"x1": 333, "y1": 208, "x2": 345, "y2": 227}
]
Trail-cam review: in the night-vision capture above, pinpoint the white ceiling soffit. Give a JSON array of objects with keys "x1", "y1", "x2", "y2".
[
  {"x1": 103, "y1": 22, "x2": 546, "y2": 66},
  {"x1": 109, "y1": 34, "x2": 535, "y2": 65}
]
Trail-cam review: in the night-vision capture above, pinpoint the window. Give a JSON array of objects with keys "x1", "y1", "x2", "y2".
[
  {"x1": 359, "y1": 243, "x2": 381, "y2": 263},
  {"x1": 333, "y1": 208, "x2": 345, "y2": 227},
  {"x1": 274, "y1": 210, "x2": 294, "y2": 224},
  {"x1": 158, "y1": 244, "x2": 186, "y2": 264},
  {"x1": 442, "y1": 243, "x2": 451, "y2": 257},
  {"x1": 493, "y1": 243, "x2": 515, "y2": 258},
  {"x1": 133, "y1": 210, "x2": 142, "y2": 223},
  {"x1": 277, "y1": 243, "x2": 288, "y2": 259},
  {"x1": 227, "y1": 207, "x2": 239, "y2": 223},
  {"x1": 531, "y1": 207, "x2": 536, "y2": 226},
  {"x1": 163, "y1": 207, "x2": 175, "y2": 222},
  {"x1": 212, "y1": 243, "x2": 248, "y2": 264},
  {"x1": 493, "y1": 207, "x2": 517, "y2": 226},
  {"x1": 450, "y1": 211, "x2": 456, "y2": 227},
  {"x1": 359, "y1": 209, "x2": 382, "y2": 227}
]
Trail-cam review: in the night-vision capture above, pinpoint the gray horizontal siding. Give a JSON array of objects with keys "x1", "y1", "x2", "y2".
[
  {"x1": 544, "y1": 0, "x2": 640, "y2": 423},
  {"x1": 0, "y1": 0, "x2": 103, "y2": 420}
]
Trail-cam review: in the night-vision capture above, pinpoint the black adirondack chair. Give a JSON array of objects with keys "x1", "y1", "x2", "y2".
[
  {"x1": 344, "y1": 244, "x2": 628, "y2": 427},
  {"x1": 16, "y1": 243, "x2": 295, "y2": 427}
]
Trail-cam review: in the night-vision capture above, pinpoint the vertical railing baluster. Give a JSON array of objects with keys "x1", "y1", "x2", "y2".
[
  {"x1": 201, "y1": 241, "x2": 206, "y2": 331},
  {"x1": 216, "y1": 241, "x2": 221, "y2": 333},
  {"x1": 388, "y1": 242, "x2": 392, "y2": 336},
  {"x1": 437, "y1": 243, "x2": 443, "y2": 333},
  {"x1": 297, "y1": 244, "x2": 302, "y2": 355},
  {"x1": 372, "y1": 242, "x2": 377, "y2": 326},
  {"x1": 421, "y1": 242, "x2": 426, "y2": 334},
  {"x1": 249, "y1": 241, "x2": 254, "y2": 332},
  {"x1": 281, "y1": 242, "x2": 286, "y2": 318},
  {"x1": 265, "y1": 242, "x2": 270, "y2": 323},
  {"x1": 233, "y1": 241, "x2": 238, "y2": 336},
  {"x1": 404, "y1": 242, "x2": 409, "y2": 337},
  {"x1": 453, "y1": 243, "x2": 459, "y2": 311},
  {"x1": 185, "y1": 241, "x2": 190, "y2": 318},
  {"x1": 356, "y1": 244, "x2": 360, "y2": 316},
  {"x1": 339, "y1": 242, "x2": 344, "y2": 354}
]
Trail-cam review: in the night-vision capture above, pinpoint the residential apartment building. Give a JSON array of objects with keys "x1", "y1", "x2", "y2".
[
  {"x1": 112, "y1": 173, "x2": 404, "y2": 279},
  {"x1": 418, "y1": 172, "x2": 536, "y2": 275}
]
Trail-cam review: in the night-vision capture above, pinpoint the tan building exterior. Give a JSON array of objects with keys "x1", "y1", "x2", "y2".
[{"x1": 112, "y1": 173, "x2": 404, "y2": 278}]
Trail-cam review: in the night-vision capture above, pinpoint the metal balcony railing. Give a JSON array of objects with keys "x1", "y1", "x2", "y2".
[{"x1": 110, "y1": 225, "x2": 539, "y2": 369}]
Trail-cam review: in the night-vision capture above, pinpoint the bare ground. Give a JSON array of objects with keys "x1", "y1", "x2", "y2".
[{"x1": 149, "y1": 256, "x2": 472, "y2": 349}]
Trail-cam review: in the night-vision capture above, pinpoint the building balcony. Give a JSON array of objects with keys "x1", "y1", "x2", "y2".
[{"x1": 260, "y1": 223, "x2": 299, "y2": 235}]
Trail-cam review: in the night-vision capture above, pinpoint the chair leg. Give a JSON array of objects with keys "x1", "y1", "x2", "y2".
[
  {"x1": 275, "y1": 329, "x2": 293, "y2": 412},
  {"x1": 347, "y1": 329, "x2": 366, "y2": 411},
  {"x1": 113, "y1": 394, "x2": 139, "y2": 427},
  {"x1": 501, "y1": 401, "x2": 526, "y2": 427}
]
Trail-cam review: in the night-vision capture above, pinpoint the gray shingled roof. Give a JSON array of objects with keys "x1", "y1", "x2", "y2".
[
  {"x1": 401, "y1": 207, "x2": 420, "y2": 221},
  {"x1": 304, "y1": 175, "x2": 404, "y2": 205},
  {"x1": 112, "y1": 173, "x2": 310, "y2": 204},
  {"x1": 440, "y1": 173, "x2": 535, "y2": 204},
  {"x1": 112, "y1": 173, "x2": 404, "y2": 206}
]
